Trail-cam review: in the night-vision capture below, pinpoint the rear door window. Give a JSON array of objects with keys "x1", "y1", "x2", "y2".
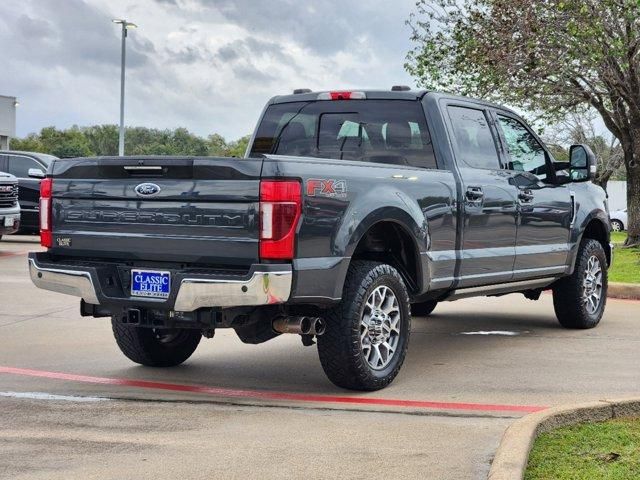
[
  {"x1": 447, "y1": 106, "x2": 501, "y2": 170},
  {"x1": 251, "y1": 100, "x2": 437, "y2": 169}
]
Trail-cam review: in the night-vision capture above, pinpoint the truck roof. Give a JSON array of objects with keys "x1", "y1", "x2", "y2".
[
  {"x1": 269, "y1": 89, "x2": 519, "y2": 116},
  {"x1": 270, "y1": 89, "x2": 429, "y2": 104}
]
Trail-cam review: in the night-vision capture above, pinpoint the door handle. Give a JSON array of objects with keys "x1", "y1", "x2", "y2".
[
  {"x1": 518, "y1": 189, "x2": 534, "y2": 202},
  {"x1": 466, "y1": 186, "x2": 484, "y2": 201}
]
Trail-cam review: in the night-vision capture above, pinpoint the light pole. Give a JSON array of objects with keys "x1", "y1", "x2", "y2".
[{"x1": 112, "y1": 19, "x2": 137, "y2": 156}]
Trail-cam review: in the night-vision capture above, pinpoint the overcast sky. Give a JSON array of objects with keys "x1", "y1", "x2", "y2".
[{"x1": 0, "y1": 0, "x2": 419, "y2": 140}]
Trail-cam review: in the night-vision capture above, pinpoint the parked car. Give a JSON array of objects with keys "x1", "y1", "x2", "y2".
[
  {"x1": 609, "y1": 208, "x2": 628, "y2": 232},
  {"x1": 0, "y1": 171, "x2": 20, "y2": 240},
  {"x1": 0, "y1": 151, "x2": 59, "y2": 234},
  {"x1": 27, "y1": 89, "x2": 612, "y2": 391}
]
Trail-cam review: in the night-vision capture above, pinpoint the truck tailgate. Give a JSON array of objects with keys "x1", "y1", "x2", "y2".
[{"x1": 49, "y1": 156, "x2": 262, "y2": 266}]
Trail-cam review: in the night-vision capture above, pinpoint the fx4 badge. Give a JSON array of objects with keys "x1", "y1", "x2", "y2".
[{"x1": 306, "y1": 179, "x2": 348, "y2": 199}]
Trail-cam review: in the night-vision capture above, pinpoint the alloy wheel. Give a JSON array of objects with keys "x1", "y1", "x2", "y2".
[
  {"x1": 360, "y1": 285, "x2": 401, "y2": 370},
  {"x1": 582, "y1": 255, "x2": 603, "y2": 315}
]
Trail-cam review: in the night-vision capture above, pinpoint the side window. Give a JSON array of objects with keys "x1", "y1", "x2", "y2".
[
  {"x1": 382, "y1": 121, "x2": 437, "y2": 169},
  {"x1": 497, "y1": 115, "x2": 548, "y2": 180},
  {"x1": 447, "y1": 106, "x2": 500, "y2": 169},
  {"x1": 7, "y1": 156, "x2": 43, "y2": 178}
]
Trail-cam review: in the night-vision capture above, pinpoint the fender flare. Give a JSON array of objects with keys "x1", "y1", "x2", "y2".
[
  {"x1": 336, "y1": 200, "x2": 428, "y2": 294},
  {"x1": 567, "y1": 209, "x2": 611, "y2": 274}
]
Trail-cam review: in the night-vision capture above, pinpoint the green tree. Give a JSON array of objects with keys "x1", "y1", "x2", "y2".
[
  {"x1": 37, "y1": 126, "x2": 93, "y2": 158},
  {"x1": 407, "y1": 0, "x2": 640, "y2": 246},
  {"x1": 10, "y1": 125, "x2": 250, "y2": 159},
  {"x1": 83, "y1": 125, "x2": 119, "y2": 156},
  {"x1": 207, "y1": 133, "x2": 228, "y2": 156},
  {"x1": 545, "y1": 112, "x2": 625, "y2": 190},
  {"x1": 225, "y1": 135, "x2": 250, "y2": 157},
  {"x1": 10, "y1": 133, "x2": 45, "y2": 153}
]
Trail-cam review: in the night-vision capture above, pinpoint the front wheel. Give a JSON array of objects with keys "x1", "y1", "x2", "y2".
[
  {"x1": 552, "y1": 239, "x2": 608, "y2": 329},
  {"x1": 317, "y1": 261, "x2": 411, "y2": 391},
  {"x1": 112, "y1": 318, "x2": 201, "y2": 367}
]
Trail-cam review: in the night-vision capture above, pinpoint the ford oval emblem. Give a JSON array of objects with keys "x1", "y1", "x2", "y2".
[{"x1": 135, "y1": 183, "x2": 161, "y2": 196}]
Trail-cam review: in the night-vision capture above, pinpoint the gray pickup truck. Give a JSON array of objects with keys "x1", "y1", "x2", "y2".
[
  {"x1": 28, "y1": 89, "x2": 612, "y2": 390},
  {"x1": 0, "y1": 171, "x2": 20, "y2": 240}
]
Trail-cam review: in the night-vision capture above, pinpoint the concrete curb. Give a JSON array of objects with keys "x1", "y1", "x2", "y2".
[
  {"x1": 487, "y1": 398, "x2": 640, "y2": 480},
  {"x1": 608, "y1": 282, "x2": 640, "y2": 300}
]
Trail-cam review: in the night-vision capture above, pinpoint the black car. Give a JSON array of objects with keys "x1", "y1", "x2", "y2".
[{"x1": 0, "y1": 151, "x2": 58, "y2": 233}]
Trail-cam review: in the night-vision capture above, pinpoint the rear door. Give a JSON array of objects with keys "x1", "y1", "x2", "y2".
[
  {"x1": 492, "y1": 112, "x2": 572, "y2": 276},
  {"x1": 444, "y1": 104, "x2": 518, "y2": 287}
]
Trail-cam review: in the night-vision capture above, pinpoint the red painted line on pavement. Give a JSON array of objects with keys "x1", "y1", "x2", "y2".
[
  {"x1": 0, "y1": 366, "x2": 546, "y2": 413},
  {"x1": 0, "y1": 250, "x2": 31, "y2": 258}
]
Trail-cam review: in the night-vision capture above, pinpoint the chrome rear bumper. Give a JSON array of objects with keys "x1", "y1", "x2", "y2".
[
  {"x1": 173, "y1": 270, "x2": 292, "y2": 310},
  {"x1": 29, "y1": 258, "x2": 99, "y2": 304},
  {"x1": 28, "y1": 255, "x2": 292, "y2": 311}
]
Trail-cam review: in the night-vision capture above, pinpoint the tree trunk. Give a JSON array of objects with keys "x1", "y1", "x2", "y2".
[{"x1": 625, "y1": 132, "x2": 640, "y2": 247}]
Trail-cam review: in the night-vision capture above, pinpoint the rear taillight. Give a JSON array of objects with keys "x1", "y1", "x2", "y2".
[
  {"x1": 39, "y1": 178, "x2": 53, "y2": 248},
  {"x1": 259, "y1": 180, "x2": 302, "y2": 260}
]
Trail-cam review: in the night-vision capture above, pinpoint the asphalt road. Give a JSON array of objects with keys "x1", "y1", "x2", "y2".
[{"x1": 1, "y1": 235, "x2": 639, "y2": 479}]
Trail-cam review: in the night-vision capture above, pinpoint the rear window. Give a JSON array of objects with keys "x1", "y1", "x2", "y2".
[{"x1": 250, "y1": 100, "x2": 437, "y2": 169}]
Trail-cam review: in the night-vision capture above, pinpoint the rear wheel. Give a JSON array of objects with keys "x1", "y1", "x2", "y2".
[
  {"x1": 111, "y1": 318, "x2": 201, "y2": 367},
  {"x1": 317, "y1": 260, "x2": 411, "y2": 391},
  {"x1": 552, "y1": 239, "x2": 608, "y2": 329},
  {"x1": 411, "y1": 300, "x2": 438, "y2": 317},
  {"x1": 611, "y1": 220, "x2": 624, "y2": 232}
]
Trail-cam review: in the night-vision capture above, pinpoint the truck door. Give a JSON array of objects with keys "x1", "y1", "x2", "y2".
[
  {"x1": 445, "y1": 105, "x2": 518, "y2": 287},
  {"x1": 493, "y1": 112, "x2": 572, "y2": 276}
]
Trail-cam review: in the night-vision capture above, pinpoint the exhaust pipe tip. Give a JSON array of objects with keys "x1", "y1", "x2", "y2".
[
  {"x1": 273, "y1": 316, "x2": 314, "y2": 335},
  {"x1": 299, "y1": 317, "x2": 312, "y2": 335},
  {"x1": 313, "y1": 318, "x2": 326, "y2": 336},
  {"x1": 272, "y1": 316, "x2": 326, "y2": 336}
]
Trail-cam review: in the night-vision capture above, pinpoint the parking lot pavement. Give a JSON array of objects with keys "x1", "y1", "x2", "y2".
[{"x1": 1, "y1": 235, "x2": 639, "y2": 479}]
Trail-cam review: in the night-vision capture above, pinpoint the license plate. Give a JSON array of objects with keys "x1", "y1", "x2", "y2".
[
  {"x1": 4, "y1": 216, "x2": 14, "y2": 227},
  {"x1": 131, "y1": 270, "x2": 171, "y2": 299}
]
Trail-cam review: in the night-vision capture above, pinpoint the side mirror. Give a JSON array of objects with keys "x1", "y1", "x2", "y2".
[
  {"x1": 28, "y1": 168, "x2": 45, "y2": 179},
  {"x1": 569, "y1": 144, "x2": 597, "y2": 182}
]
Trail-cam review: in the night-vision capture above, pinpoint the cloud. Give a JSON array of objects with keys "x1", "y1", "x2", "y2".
[{"x1": 1, "y1": 0, "x2": 417, "y2": 141}]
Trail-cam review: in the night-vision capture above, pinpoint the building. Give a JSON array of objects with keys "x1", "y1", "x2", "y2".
[{"x1": 0, "y1": 95, "x2": 17, "y2": 149}]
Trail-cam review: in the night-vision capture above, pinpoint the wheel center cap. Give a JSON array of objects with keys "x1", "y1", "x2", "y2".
[{"x1": 368, "y1": 310, "x2": 388, "y2": 344}]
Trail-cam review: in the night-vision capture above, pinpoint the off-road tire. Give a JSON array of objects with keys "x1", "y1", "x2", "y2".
[
  {"x1": 317, "y1": 260, "x2": 411, "y2": 391},
  {"x1": 552, "y1": 239, "x2": 608, "y2": 329},
  {"x1": 111, "y1": 318, "x2": 201, "y2": 367},
  {"x1": 411, "y1": 300, "x2": 438, "y2": 317}
]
